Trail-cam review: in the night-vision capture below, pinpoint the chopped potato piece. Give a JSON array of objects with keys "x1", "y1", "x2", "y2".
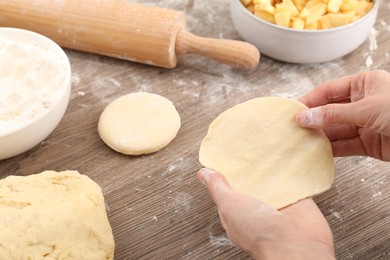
[
  {"x1": 328, "y1": 0, "x2": 343, "y2": 13},
  {"x1": 275, "y1": 10, "x2": 292, "y2": 27},
  {"x1": 278, "y1": 0, "x2": 300, "y2": 16},
  {"x1": 255, "y1": 3, "x2": 276, "y2": 14},
  {"x1": 293, "y1": 0, "x2": 308, "y2": 11},
  {"x1": 299, "y1": 6, "x2": 310, "y2": 18},
  {"x1": 306, "y1": 0, "x2": 323, "y2": 8},
  {"x1": 247, "y1": 3, "x2": 256, "y2": 13},
  {"x1": 305, "y1": 21, "x2": 318, "y2": 29},
  {"x1": 241, "y1": 0, "x2": 254, "y2": 6},
  {"x1": 327, "y1": 13, "x2": 352, "y2": 26},
  {"x1": 292, "y1": 17, "x2": 305, "y2": 29},
  {"x1": 319, "y1": 15, "x2": 333, "y2": 29},
  {"x1": 340, "y1": 1, "x2": 359, "y2": 12},
  {"x1": 255, "y1": 10, "x2": 277, "y2": 23},
  {"x1": 306, "y1": 3, "x2": 327, "y2": 25},
  {"x1": 355, "y1": 1, "x2": 370, "y2": 16},
  {"x1": 254, "y1": 0, "x2": 273, "y2": 4}
]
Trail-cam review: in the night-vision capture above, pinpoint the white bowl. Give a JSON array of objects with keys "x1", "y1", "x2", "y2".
[
  {"x1": 0, "y1": 28, "x2": 71, "y2": 160},
  {"x1": 230, "y1": 0, "x2": 380, "y2": 63}
]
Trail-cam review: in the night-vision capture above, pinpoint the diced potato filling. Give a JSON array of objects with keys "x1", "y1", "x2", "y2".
[{"x1": 240, "y1": 0, "x2": 373, "y2": 30}]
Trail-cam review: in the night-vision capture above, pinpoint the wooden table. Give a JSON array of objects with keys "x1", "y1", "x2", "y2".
[{"x1": 1, "y1": 0, "x2": 390, "y2": 259}]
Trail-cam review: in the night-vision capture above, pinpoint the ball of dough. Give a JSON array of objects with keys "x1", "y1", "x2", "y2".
[
  {"x1": 98, "y1": 92, "x2": 181, "y2": 155},
  {"x1": 0, "y1": 170, "x2": 114, "y2": 259},
  {"x1": 199, "y1": 97, "x2": 334, "y2": 209}
]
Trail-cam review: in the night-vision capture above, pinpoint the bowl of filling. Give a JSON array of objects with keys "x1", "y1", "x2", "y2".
[
  {"x1": 0, "y1": 28, "x2": 71, "y2": 160},
  {"x1": 230, "y1": 0, "x2": 380, "y2": 63}
]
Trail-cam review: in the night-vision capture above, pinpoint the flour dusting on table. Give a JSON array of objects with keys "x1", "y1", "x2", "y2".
[{"x1": 209, "y1": 233, "x2": 233, "y2": 247}]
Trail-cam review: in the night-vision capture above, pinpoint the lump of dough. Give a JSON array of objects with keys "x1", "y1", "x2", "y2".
[
  {"x1": 98, "y1": 92, "x2": 181, "y2": 155},
  {"x1": 199, "y1": 97, "x2": 334, "y2": 209},
  {"x1": 0, "y1": 170, "x2": 114, "y2": 259}
]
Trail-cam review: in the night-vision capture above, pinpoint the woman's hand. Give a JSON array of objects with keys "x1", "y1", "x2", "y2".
[
  {"x1": 197, "y1": 168, "x2": 335, "y2": 260},
  {"x1": 296, "y1": 70, "x2": 390, "y2": 161}
]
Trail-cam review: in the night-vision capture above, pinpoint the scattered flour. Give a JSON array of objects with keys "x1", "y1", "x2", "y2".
[
  {"x1": 368, "y1": 28, "x2": 378, "y2": 52},
  {"x1": 163, "y1": 156, "x2": 194, "y2": 187},
  {"x1": 332, "y1": 211, "x2": 341, "y2": 220},
  {"x1": 105, "y1": 202, "x2": 111, "y2": 213},
  {"x1": 71, "y1": 74, "x2": 80, "y2": 86},
  {"x1": 372, "y1": 191, "x2": 382, "y2": 200},
  {"x1": 90, "y1": 75, "x2": 125, "y2": 103},
  {"x1": 366, "y1": 55, "x2": 373, "y2": 68},
  {"x1": 209, "y1": 233, "x2": 233, "y2": 247},
  {"x1": 171, "y1": 192, "x2": 193, "y2": 213}
]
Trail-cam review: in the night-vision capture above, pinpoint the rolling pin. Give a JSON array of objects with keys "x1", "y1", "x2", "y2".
[{"x1": 0, "y1": 0, "x2": 260, "y2": 69}]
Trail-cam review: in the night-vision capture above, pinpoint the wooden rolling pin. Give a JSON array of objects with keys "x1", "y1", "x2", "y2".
[{"x1": 0, "y1": 0, "x2": 260, "y2": 69}]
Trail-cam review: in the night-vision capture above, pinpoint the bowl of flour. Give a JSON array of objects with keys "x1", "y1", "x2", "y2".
[{"x1": 0, "y1": 28, "x2": 71, "y2": 160}]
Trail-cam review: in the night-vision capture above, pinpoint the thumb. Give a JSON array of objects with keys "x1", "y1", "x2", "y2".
[
  {"x1": 197, "y1": 168, "x2": 233, "y2": 206},
  {"x1": 296, "y1": 102, "x2": 365, "y2": 129}
]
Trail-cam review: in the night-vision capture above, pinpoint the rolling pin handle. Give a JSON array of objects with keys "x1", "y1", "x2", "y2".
[{"x1": 175, "y1": 29, "x2": 260, "y2": 69}]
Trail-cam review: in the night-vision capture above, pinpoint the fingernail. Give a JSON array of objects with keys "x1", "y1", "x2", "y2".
[
  {"x1": 296, "y1": 109, "x2": 313, "y2": 126},
  {"x1": 198, "y1": 168, "x2": 215, "y2": 185}
]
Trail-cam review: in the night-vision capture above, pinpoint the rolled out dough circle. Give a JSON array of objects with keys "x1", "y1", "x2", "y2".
[
  {"x1": 199, "y1": 97, "x2": 334, "y2": 209},
  {"x1": 98, "y1": 92, "x2": 181, "y2": 155}
]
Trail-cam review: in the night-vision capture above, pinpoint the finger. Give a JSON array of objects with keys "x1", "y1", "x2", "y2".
[
  {"x1": 331, "y1": 138, "x2": 367, "y2": 157},
  {"x1": 197, "y1": 168, "x2": 277, "y2": 215},
  {"x1": 323, "y1": 124, "x2": 359, "y2": 142},
  {"x1": 358, "y1": 128, "x2": 384, "y2": 160},
  {"x1": 298, "y1": 76, "x2": 353, "y2": 107},
  {"x1": 197, "y1": 168, "x2": 233, "y2": 206},
  {"x1": 298, "y1": 72, "x2": 365, "y2": 107},
  {"x1": 295, "y1": 102, "x2": 365, "y2": 129}
]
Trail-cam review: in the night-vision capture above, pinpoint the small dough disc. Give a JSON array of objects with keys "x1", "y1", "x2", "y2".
[
  {"x1": 0, "y1": 170, "x2": 114, "y2": 259},
  {"x1": 98, "y1": 92, "x2": 181, "y2": 155},
  {"x1": 199, "y1": 97, "x2": 334, "y2": 209}
]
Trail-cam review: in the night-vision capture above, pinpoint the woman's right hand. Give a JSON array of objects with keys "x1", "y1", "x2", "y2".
[{"x1": 295, "y1": 70, "x2": 390, "y2": 161}]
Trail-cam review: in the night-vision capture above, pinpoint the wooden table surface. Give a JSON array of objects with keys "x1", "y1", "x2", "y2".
[{"x1": 1, "y1": 0, "x2": 390, "y2": 259}]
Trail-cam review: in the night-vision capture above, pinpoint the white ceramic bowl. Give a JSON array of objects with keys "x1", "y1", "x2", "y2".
[
  {"x1": 230, "y1": 0, "x2": 380, "y2": 63},
  {"x1": 0, "y1": 28, "x2": 71, "y2": 160}
]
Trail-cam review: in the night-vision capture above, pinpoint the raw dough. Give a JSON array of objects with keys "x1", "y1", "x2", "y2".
[
  {"x1": 0, "y1": 170, "x2": 114, "y2": 259},
  {"x1": 98, "y1": 92, "x2": 181, "y2": 155},
  {"x1": 199, "y1": 97, "x2": 334, "y2": 209}
]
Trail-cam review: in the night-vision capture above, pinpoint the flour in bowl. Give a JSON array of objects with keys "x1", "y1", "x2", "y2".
[{"x1": 0, "y1": 38, "x2": 67, "y2": 133}]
